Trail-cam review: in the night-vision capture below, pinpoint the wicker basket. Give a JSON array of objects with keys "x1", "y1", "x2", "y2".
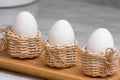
[
  {"x1": 81, "y1": 47, "x2": 119, "y2": 77},
  {"x1": 0, "y1": 25, "x2": 44, "y2": 59},
  {"x1": 45, "y1": 40, "x2": 78, "y2": 68}
]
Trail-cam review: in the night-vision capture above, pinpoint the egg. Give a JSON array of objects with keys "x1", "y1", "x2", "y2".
[
  {"x1": 48, "y1": 20, "x2": 75, "y2": 46},
  {"x1": 13, "y1": 11, "x2": 38, "y2": 37},
  {"x1": 87, "y1": 28, "x2": 114, "y2": 53}
]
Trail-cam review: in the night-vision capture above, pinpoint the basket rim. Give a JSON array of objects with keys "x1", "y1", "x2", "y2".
[
  {"x1": 81, "y1": 46, "x2": 118, "y2": 59},
  {"x1": 2, "y1": 25, "x2": 41, "y2": 39},
  {"x1": 45, "y1": 40, "x2": 78, "y2": 48}
]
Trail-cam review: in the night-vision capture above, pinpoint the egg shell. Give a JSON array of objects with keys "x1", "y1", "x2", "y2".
[
  {"x1": 13, "y1": 11, "x2": 38, "y2": 37},
  {"x1": 87, "y1": 28, "x2": 114, "y2": 53},
  {"x1": 48, "y1": 20, "x2": 75, "y2": 46}
]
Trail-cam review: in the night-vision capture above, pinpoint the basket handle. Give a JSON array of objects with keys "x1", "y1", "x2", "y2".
[
  {"x1": 104, "y1": 48, "x2": 119, "y2": 74},
  {"x1": 0, "y1": 26, "x2": 9, "y2": 51}
]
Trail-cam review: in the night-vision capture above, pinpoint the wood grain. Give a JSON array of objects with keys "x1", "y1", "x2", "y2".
[{"x1": 0, "y1": 49, "x2": 120, "y2": 80}]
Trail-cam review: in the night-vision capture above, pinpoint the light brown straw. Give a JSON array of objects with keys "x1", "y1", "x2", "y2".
[
  {"x1": 81, "y1": 47, "x2": 119, "y2": 77},
  {"x1": 0, "y1": 26, "x2": 8, "y2": 51},
  {"x1": 0, "y1": 25, "x2": 44, "y2": 59},
  {"x1": 45, "y1": 40, "x2": 78, "y2": 68}
]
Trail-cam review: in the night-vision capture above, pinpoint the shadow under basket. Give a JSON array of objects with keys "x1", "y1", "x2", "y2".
[
  {"x1": 0, "y1": 25, "x2": 44, "y2": 59},
  {"x1": 45, "y1": 40, "x2": 78, "y2": 68},
  {"x1": 81, "y1": 47, "x2": 119, "y2": 77}
]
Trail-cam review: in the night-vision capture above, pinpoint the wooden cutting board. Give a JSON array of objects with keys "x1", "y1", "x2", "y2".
[{"x1": 0, "y1": 49, "x2": 120, "y2": 80}]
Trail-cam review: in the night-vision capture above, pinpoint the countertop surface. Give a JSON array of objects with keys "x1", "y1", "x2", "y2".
[{"x1": 0, "y1": 0, "x2": 120, "y2": 80}]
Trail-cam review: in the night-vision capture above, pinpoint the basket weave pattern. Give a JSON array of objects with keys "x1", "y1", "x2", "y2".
[
  {"x1": 1, "y1": 25, "x2": 44, "y2": 59},
  {"x1": 45, "y1": 40, "x2": 78, "y2": 68},
  {"x1": 81, "y1": 47, "x2": 119, "y2": 77}
]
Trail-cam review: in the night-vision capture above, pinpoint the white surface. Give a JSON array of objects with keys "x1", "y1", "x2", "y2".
[
  {"x1": 0, "y1": 70, "x2": 40, "y2": 80},
  {"x1": 0, "y1": 0, "x2": 36, "y2": 7}
]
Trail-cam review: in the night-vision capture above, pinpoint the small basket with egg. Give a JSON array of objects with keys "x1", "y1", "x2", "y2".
[
  {"x1": 0, "y1": 11, "x2": 44, "y2": 59},
  {"x1": 45, "y1": 20, "x2": 78, "y2": 68},
  {"x1": 81, "y1": 28, "x2": 119, "y2": 77}
]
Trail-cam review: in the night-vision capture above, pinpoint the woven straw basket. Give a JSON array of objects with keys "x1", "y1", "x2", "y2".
[
  {"x1": 45, "y1": 40, "x2": 78, "y2": 68},
  {"x1": 0, "y1": 25, "x2": 44, "y2": 59},
  {"x1": 81, "y1": 47, "x2": 119, "y2": 77}
]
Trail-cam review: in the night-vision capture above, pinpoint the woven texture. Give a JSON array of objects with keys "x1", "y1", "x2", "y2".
[
  {"x1": 0, "y1": 25, "x2": 44, "y2": 59},
  {"x1": 0, "y1": 26, "x2": 8, "y2": 51},
  {"x1": 0, "y1": 38, "x2": 7, "y2": 51},
  {"x1": 45, "y1": 40, "x2": 78, "y2": 68},
  {"x1": 81, "y1": 47, "x2": 119, "y2": 77}
]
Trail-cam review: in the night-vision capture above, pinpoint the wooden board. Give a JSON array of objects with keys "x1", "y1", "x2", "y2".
[{"x1": 0, "y1": 49, "x2": 120, "y2": 80}]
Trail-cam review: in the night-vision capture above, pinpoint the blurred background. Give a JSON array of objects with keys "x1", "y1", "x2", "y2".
[{"x1": 0, "y1": 0, "x2": 120, "y2": 80}]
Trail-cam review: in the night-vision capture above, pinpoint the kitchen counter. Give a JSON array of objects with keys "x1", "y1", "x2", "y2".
[{"x1": 0, "y1": 0, "x2": 120, "y2": 80}]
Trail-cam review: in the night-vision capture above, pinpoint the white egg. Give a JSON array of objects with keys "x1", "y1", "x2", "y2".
[
  {"x1": 48, "y1": 20, "x2": 75, "y2": 46},
  {"x1": 87, "y1": 28, "x2": 114, "y2": 53},
  {"x1": 13, "y1": 11, "x2": 38, "y2": 37}
]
